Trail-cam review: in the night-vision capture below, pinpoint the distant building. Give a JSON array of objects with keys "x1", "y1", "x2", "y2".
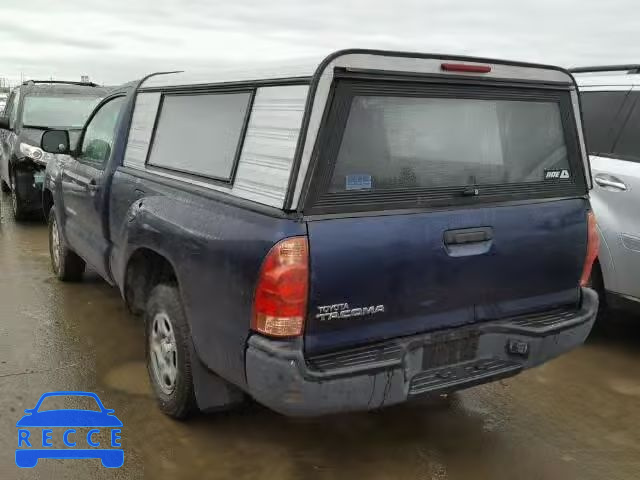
[{"x1": 81, "y1": 75, "x2": 90, "y2": 83}]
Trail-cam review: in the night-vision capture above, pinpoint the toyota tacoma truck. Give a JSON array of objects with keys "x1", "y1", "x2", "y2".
[{"x1": 41, "y1": 49, "x2": 599, "y2": 418}]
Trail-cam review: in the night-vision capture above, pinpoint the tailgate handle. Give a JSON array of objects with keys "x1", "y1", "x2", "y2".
[{"x1": 444, "y1": 227, "x2": 493, "y2": 245}]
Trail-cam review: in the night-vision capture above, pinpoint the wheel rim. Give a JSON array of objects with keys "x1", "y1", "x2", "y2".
[
  {"x1": 149, "y1": 312, "x2": 178, "y2": 395},
  {"x1": 50, "y1": 216, "x2": 61, "y2": 273}
]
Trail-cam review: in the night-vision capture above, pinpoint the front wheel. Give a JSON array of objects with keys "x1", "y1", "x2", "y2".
[
  {"x1": 10, "y1": 171, "x2": 28, "y2": 220},
  {"x1": 145, "y1": 284, "x2": 197, "y2": 419},
  {"x1": 48, "y1": 209, "x2": 85, "y2": 281}
]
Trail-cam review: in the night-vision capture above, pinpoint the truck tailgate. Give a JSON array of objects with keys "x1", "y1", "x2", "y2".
[{"x1": 304, "y1": 199, "x2": 588, "y2": 354}]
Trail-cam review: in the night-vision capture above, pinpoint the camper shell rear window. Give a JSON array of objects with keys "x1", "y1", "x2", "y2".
[{"x1": 304, "y1": 80, "x2": 587, "y2": 214}]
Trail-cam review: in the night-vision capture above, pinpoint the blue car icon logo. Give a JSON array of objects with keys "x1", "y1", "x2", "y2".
[{"x1": 15, "y1": 391, "x2": 123, "y2": 468}]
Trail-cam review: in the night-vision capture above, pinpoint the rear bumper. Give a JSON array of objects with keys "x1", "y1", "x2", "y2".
[{"x1": 245, "y1": 287, "x2": 598, "y2": 417}]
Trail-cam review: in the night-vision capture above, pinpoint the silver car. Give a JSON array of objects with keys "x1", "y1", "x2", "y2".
[{"x1": 574, "y1": 65, "x2": 640, "y2": 315}]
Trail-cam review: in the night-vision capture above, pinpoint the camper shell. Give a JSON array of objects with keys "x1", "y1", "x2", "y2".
[{"x1": 125, "y1": 50, "x2": 592, "y2": 212}]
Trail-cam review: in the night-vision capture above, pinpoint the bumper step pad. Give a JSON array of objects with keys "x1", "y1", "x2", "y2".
[{"x1": 409, "y1": 358, "x2": 521, "y2": 396}]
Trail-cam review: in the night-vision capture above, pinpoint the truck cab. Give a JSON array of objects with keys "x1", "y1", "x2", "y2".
[{"x1": 41, "y1": 49, "x2": 599, "y2": 418}]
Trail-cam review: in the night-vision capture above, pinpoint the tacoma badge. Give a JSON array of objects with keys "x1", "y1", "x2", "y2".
[{"x1": 316, "y1": 303, "x2": 385, "y2": 321}]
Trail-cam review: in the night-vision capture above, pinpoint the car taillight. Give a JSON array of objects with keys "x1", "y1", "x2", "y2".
[
  {"x1": 252, "y1": 236, "x2": 309, "y2": 337},
  {"x1": 580, "y1": 211, "x2": 600, "y2": 287}
]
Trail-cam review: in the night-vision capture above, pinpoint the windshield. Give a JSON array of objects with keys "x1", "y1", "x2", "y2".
[{"x1": 22, "y1": 94, "x2": 102, "y2": 129}]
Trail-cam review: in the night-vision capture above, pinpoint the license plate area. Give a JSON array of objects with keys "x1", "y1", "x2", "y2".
[{"x1": 421, "y1": 329, "x2": 480, "y2": 370}]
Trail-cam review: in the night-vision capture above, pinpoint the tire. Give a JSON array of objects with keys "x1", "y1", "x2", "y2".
[
  {"x1": 145, "y1": 283, "x2": 197, "y2": 419},
  {"x1": 10, "y1": 170, "x2": 29, "y2": 220},
  {"x1": 48, "y1": 209, "x2": 85, "y2": 281},
  {"x1": 1, "y1": 179, "x2": 9, "y2": 193}
]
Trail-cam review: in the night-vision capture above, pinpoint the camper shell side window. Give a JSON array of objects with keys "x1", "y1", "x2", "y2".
[{"x1": 145, "y1": 90, "x2": 254, "y2": 184}]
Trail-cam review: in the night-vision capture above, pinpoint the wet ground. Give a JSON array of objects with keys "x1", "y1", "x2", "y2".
[{"x1": 0, "y1": 194, "x2": 639, "y2": 480}]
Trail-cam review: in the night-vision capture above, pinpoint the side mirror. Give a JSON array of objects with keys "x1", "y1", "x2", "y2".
[
  {"x1": 0, "y1": 115, "x2": 10, "y2": 130},
  {"x1": 41, "y1": 130, "x2": 70, "y2": 155}
]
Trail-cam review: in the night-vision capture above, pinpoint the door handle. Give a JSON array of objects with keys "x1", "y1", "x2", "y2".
[
  {"x1": 594, "y1": 174, "x2": 627, "y2": 191},
  {"x1": 86, "y1": 178, "x2": 99, "y2": 191},
  {"x1": 444, "y1": 227, "x2": 493, "y2": 245},
  {"x1": 443, "y1": 227, "x2": 493, "y2": 257}
]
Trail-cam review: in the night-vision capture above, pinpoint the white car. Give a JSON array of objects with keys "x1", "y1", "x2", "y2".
[{"x1": 574, "y1": 65, "x2": 640, "y2": 315}]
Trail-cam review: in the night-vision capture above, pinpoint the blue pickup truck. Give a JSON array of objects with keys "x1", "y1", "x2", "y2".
[{"x1": 41, "y1": 49, "x2": 599, "y2": 418}]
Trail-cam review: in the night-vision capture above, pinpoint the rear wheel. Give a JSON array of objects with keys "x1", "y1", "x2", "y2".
[
  {"x1": 145, "y1": 284, "x2": 197, "y2": 419},
  {"x1": 10, "y1": 170, "x2": 28, "y2": 220},
  {"x1": 48, "y1": 209, "x2": 85, "y2": 281}
]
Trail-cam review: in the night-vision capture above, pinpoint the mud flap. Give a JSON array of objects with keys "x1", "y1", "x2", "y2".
[{"x1": 189, "y1": 338, "x2": 245, "y2": 412}]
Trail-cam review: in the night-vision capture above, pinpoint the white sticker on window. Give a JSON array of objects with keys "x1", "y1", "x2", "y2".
[
  {"x1": 544, "y1": 169, "x2": 570, "y2": 180},
  {"x1": 346, "y1": 174, "x2": 372, "y2": 190}
]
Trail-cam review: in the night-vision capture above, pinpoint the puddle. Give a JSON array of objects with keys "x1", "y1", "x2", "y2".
[{"x1": 103, "y1": 361, "x2": 152, "y2": 396}]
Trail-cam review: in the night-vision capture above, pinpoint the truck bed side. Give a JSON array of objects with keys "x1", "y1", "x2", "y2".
[{"x1": 108, "y1": 168, "x2": 305, "y2": 387}]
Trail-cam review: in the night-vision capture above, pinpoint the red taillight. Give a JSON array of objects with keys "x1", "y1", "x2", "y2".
[
  {"x1": 441, "y1": 63, "x2": 492, "y2": 73},
  {"x1": 580, "y1": 211, "x2": 600, "y2": 287},
  {"x1": 252, "y1": 236, "x2": 309, "y2": 337}
]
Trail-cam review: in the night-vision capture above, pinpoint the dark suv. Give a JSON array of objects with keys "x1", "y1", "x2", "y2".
[{"x1": 0, "y1": 81, "x2": 107, "y2": 219}]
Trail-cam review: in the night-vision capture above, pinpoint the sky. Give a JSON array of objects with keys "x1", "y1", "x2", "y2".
[{"x1": 0, "y1": 0, "x2": 636, "y2": 87}]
